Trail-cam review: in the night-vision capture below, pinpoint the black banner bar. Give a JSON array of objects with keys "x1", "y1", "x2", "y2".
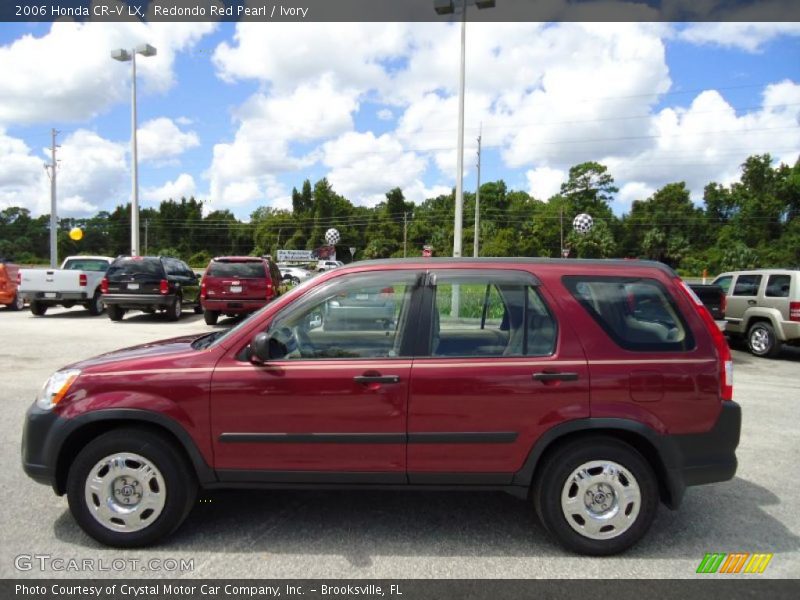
[{"x1": 4, "y1": 0, "x2": 800, "y2": 23}]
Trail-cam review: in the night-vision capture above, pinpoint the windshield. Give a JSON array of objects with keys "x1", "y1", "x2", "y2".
[{"x1": 63, "y1": 259, "x2": 110, "y2": 272}]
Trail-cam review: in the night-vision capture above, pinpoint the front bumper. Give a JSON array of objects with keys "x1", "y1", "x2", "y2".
[{"x1": 21, "y1": 404, "x2": 61, "y2": 491}]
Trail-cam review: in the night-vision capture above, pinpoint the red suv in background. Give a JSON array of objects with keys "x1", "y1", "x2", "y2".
[
  {"x1": 200, "y1": 256, "x2": 282, "y2": 325},
  {"x1": 0, "y1": 257, "x2": 24, "y2": 310},
  {"x1": 21, "y1": 258, "x2": 739, "y2": 555}
]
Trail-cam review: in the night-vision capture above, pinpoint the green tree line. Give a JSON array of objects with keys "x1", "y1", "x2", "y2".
[{"x1": 1, "y1": 154, "x2": 797, "y2": 274}]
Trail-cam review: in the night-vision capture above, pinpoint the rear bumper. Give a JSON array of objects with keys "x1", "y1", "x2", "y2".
[
  {"x1": 662, "y1": 401, "x2": 741, "y2": 507},
  {"x1": 21, "y1": 291, "x2": 89, "y2": 303},
  {"x1": 202, "y1": 298, "x2": 267, "y2": 313},
  {"x1": 102, "y1": 293, "x2": 173, "y2": 308}
]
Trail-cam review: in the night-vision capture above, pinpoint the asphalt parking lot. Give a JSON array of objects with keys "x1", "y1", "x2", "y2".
[{"x1": 0, "y1": 305, "x2": 798, "y2": 579}]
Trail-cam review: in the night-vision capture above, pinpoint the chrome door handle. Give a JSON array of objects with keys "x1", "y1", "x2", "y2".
[
  {"x1": 354, "y1": 375, "x2": 400, "y2": 384},
  {"x1": 533, "y1": 372, "x2": 579, "y2": 382}
]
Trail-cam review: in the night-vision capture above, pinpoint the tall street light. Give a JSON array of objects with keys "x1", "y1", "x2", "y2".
[
  {"x1": 111, "y1": 43, "x2": 157, "y2": 257},
  {"x1": 434, "y1": 0, "x2": 495, "y2": 258}
]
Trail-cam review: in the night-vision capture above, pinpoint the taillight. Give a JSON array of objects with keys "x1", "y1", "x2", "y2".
[
  {"x1": 790, "y1": 302, "x2": 800, "y2": 322},
  {"x1": 677, "y1": 279, "x2": 733, "y2": 401},
  {"x1": 159, "y1": 279, "x2": 169, "y2": 295},
  {"x1": 200, "y1": 281, "x2": 207, "y2": 300},
  {"x1": 79, "y1": 273, "x2": 87, "y2": 287},
  {"x1": 16, "y1": 272, "x2": 21, "y2": 285},
  {"x1": 100, "y1": 278, "x2": 108, "y2": 294},
  {"x1": 266, "y1": 279, "x2": 274, "y2": 300}
]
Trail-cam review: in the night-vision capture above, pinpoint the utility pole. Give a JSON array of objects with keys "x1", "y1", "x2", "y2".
[
  {"x1": 560, "y1": 203, "x2": 564, "y2": 258},
  {"x1": 45, "y1": 129, "x2": 60, "y2": 268},
  {"x1": 403, "y1": 211, "x2": 409, "y2": 258},
  {"x1": 473, "y1": 126, "x2": 482, "y2": 258},
  {"x1": 144, "y1": 219, "x2": 149, "y2": 255}
]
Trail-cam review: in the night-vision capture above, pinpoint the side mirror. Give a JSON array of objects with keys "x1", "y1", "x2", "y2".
[
  {"x1": 250, "y1": 332, "x2": 272, "y2": 363},
  {"x1": 250, "y1": 328, "x2": 294, "y2": 363}
]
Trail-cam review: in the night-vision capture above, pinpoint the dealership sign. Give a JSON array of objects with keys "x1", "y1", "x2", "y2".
[{"x1": 277, "y1": 250, "x2": 313, "y2": 262}]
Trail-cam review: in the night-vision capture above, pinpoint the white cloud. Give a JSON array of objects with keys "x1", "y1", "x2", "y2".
[
  {"x1": 137, "y1": 118, "x2": 200, "y2": 164},
  {"x1": 142, "y1": 173, "x2": 196, "y2": 204},
  {"x1": 616, "y1": 182, "x2": 656, "y2": 213},
  {"x1": 0, "y1": 21, "x2": 215, "y2": 125},
  {"x1": 322, "y1": 131, "x2": 448, "y2": 206},
  {"x1": 377, "y1": 109, "x2": 394, "y2": 121},
  {"x1": 526, "y1": 167, "x2": 565, "y2": 200},
  {"x1": 0, "y1": 130, "x2": 48, "y2": 212},
  {"x1": 679, "y1": 23, "x2": 800, "y2": 52}
]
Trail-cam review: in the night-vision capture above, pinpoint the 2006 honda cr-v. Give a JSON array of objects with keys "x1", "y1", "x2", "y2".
[{"x1": 21, "y1": 258, "x2": 740, "y2": 555}]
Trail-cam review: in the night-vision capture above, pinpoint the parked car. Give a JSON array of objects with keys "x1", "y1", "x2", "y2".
[
  {"x1": 317, "y1": 259, "x2": 344, "y2": 272},
  {"x1": 101, "y1": 256, "x2": 201, "y2": 321},
  {"x1": 18, "y1": 256, "x2": 113, "y2": 316},
  {"x1": 322, "y1": 285, "x2": 397, "y2": 331},
  {"x1": 0, "y1": 257, "x2": 24, "y2": 311},
  {"x1": 278, "y1": 265, "x2": 314, "y2": 285},
  {"x1": 22, "y1": 258, "x2": 738, "y2": 555},
  {"x1": 687, "y1": 283, "x2": 726, "y2": 326},
  {"x1": 713, "y1": 268, "x2": 800, "y2": 357},
  {"x1": 200, "y1": 256, "x2": 282, "y2": 325}
]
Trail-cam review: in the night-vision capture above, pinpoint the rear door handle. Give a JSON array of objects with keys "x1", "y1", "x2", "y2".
[
  {"x1": 354, "y1": 375, "x2": 400, "y2": 384},
  {"x1": 747, "y1": 300, "x2": 757, "y2": 305},
  {"x1": 533, "y1": 372, "x2": 579, "y2": 382}
]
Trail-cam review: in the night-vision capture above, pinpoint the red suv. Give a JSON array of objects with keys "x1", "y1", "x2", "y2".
[
  {"x1": 200, "y1": 256, "x2": 282, "y2": 325},
  {"x1": 21, "y1": 258, "x2": 739, "y2": 555}
]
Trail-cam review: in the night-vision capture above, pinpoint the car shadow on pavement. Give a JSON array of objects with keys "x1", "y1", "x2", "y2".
[{"x1": 52, "y1": 476, "x2": 799, "y2": 563}]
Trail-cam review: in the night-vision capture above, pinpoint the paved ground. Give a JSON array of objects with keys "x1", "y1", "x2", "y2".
[{"x1": 0, "y1": 305, "x2": 798, "y2": 579}]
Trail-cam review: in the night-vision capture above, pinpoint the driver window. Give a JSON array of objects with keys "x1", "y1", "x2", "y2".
[{"x1": 268, "y1": 272, "x2": 420, "y2": 359}]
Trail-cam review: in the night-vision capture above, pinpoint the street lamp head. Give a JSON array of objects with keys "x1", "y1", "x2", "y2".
[
  {"x1": 135, "y1": 43, "x2": 157, "y2": 57},
  {"x1": 433, "y1": 0, "x2": 454, "y2": 15},
  {"x1": 110, "y1": 49, "x2": 131, "y2": 62}
]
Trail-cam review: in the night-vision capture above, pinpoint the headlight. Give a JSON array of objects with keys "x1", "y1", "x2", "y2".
[{"x1": 36, "y1": 369, "x2": 81, "y2": 410}]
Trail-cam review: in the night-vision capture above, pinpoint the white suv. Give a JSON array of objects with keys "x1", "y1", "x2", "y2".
[{"x1": 317, "y1": 260, "x2": 344, "y2": 272}]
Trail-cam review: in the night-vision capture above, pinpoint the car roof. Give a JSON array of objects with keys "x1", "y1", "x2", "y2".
[
  {"x1": 212, "y1": 256, "x2": 264, "y2": 262},
  {"x1": 340, "y1": 257, "x2": 677, "y2": 275}
]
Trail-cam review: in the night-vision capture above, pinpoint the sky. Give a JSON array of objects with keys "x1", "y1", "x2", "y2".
[{"x1": 0, "y1": 21, "x2": 798, "y2": 220}]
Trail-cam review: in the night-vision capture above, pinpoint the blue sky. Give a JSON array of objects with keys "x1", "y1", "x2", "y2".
[{"x1": 0, "y1": 21, "x2": 798, "y2": 220}]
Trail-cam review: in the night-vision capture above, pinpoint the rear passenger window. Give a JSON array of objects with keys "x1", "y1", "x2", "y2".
[
  {"x1": 733, "y1": 275, "x2": 762, "y2": 297},
  {"x1": 765, "y1": 275, "x2": 791, "y2": 298},
  {"x1": 430, "y1": 274, "x2": 556, "y2": 357},
  {"x1": 563, "y1": 277, "x2": 694, "y2": 352}
]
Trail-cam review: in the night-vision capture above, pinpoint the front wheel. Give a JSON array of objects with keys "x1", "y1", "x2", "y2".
[
  {"x1": 30, "y1": 301, "x2": 47, "y2": 316},
  {"x1": 533, "y1": 437, "x2": 658, "y2": 556},
  {"x1": 747, "y1": 321, "x2": 781, "y2": 358},
  {"x1": 66, "y1": 428, "x2": 197, "y2": 547}
]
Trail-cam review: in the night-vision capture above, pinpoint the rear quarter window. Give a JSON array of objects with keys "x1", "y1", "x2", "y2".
[
  {"x1": 732, "y1": 274, "x2": 762, "y2": 297},
  {"x1": 207, "y1": 261, "x2": 267, "y2": 279},
  {"x1": 563, "y1": 276, "x2": 694, "y2": 352}
]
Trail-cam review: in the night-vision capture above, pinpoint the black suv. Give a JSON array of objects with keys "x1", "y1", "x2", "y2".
[{"x1": 101, "y1": 256, "x2": 201, "y2": 321}]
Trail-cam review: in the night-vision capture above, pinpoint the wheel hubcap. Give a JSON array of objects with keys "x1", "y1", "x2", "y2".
[
  {"x1": 84, "y1": 452, "x2": 166, "y2": 533},
  {"x1": 15, "y1": 295, "x2": 23, "y2": 309},
  {"x1": 561, "y1": 460, "x2": 641, "y2": 540},
  {"x1": 750, "y1": 328, "x2": 769, "y2": 353}
]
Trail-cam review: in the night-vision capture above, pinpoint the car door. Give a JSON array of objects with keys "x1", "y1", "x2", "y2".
[
  {"x1": 406, "y1": 269, "x2": 590, "y2": 482},
  {"x1": 210, "y1": 269, "x2": 424, "y2": 482},
  {"x1": 179, "y1": 260, "x2": 200, "y2": 305},
  {"x1": 726, "y1": 273, "x2": 763, "y2": 333}
]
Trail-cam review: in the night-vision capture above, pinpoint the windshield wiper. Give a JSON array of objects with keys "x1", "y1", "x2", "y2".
[{"x1": 191, "y1": 331, "x2": 224, "y2": 350}]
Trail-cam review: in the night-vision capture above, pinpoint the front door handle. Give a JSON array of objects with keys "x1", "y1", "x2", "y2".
[
  {"x1": 354, "y1": 375, "x2": 400, "y2": 385},
  {"x1": 747, "y1": 300, "x2": 757, "y2": 305},
  {"x1": 533, "y1": 371, "x2": 579, "y2": 382}
]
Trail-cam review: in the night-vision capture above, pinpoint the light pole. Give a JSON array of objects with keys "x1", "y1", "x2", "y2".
[
  {"x1": 433, "y1": 1, "x2": 495, "y2": 259},
  {"x1": 111, "y1": 43, "x2": 157, "y2": 257}
]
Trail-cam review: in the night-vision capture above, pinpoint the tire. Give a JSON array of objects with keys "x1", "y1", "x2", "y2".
[
  {"x1": 87, "y1": 291, "x2": 104, "y2": 316},
  {"x1": 9, "y1": 292, "x2": 24, "y2": 311},
  {"x1": 203, "y1": 310, "x2": 219, "y2": 325},
  {"x1": 107, "y1": 305, "x2": 124, "y2": 321},
  {"x1": 533, "y1": 436, "x2": 659, "y2": 556},
  {"x1": 747, "y1": 321, "x2": 781, "y2": 358},
  {"x1": 167, "y1": 294, "x2": 182, "y2": 322},
  {"x1": 66, "y1": 428, "x2": 197, "y2": 548},
  {"x1": 291, "y1": 277, "x2": 300, "y2": 286},
  {"x1": 193, "y1": 303, "x2": 203, "y2": 315},
  {"x1": 30, "y1": 301, "x2": 47, "y2": 316}
]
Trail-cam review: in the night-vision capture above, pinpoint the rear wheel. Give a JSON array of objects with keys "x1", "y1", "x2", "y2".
[
  {"x1": 533, "y1": 437, "x2": 658, "y2": 556},
  {"x1": 30, "y1": 301, "x2": 47, "y2": 316},
  {"x1": 747, "y1": 321, "x2": 781, "y2": 358},
  {"x1": 66, "y1": 428, "x2": 197, "y2": 547},
  {"x1": 203, "y1": 310, "x2": 219, "y2": 325},
  {"x1": 87, "y1": 291, "x2": 104, "y2": 316},
  {"x1": 107, "y1": 305, "x2": 124, "y2": 321},
  {"x1": 9, "y1": 292, "x2": 24, "y2": 311},
  {"x1": 167, "y1": 294, "x2": 182, "y2": 321}
]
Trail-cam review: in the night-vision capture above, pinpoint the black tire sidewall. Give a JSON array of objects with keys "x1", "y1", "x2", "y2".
[
  {"x1": 204, "y1": 310, "x2": 219, "y2": 325},
  {"x1": 11, "y1": 293, "x2": 24, "y2": 311},
  {"x1": 748, "y1": 322, "x2": 779, "y2": 357},
  {"x1": 30, "y1": 301, "x2": 47, "y2": 316},
  {"x1": 66, "y1": 429, "x2": 196, "y2": 548},
  {"x1": 169, "y1": 294, "x2": 182, "y2": 321},
  {"x1": 107, "y1": 305, "x2": 123, "y2": 321},
  {"x1": 534, "y1": 438, "x2": 659, "y2": 556},
  {"x1": 88, "y1": 292, "x2": 104, "y2": 316}
]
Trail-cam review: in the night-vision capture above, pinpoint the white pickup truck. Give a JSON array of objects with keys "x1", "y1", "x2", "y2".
[{"x1": 19, "y1": 255, "x2": 114, "y2": 316}]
